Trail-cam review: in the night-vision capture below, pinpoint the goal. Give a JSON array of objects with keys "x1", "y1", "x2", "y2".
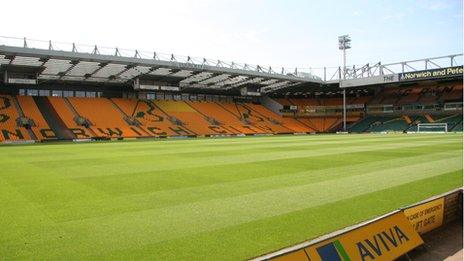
[{"x1": 417, "y1": 123, "x2": 448, "y2": 133}]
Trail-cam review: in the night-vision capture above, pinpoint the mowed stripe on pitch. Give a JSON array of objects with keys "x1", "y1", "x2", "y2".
[
  {"x1": 33, "y1": 148, "x2": 462, "y2": 222},
  {"x1": 1, "y1": 136, "x2": 459, "y2": 208},
  {"x1": 4, "y1": 135, "x2": 458, "y2": 180},
  {"x1": 0, "y1": 135, "x2": 460, "y2": 220},
  {"x1": 1, "y1": 133, "x2": 456, "y2": 164}
]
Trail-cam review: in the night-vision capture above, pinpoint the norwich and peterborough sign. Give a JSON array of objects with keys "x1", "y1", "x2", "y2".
[
  {"x1": 271, "y1": 212, "x2": 423, "y2": 261},
  {"x1": 398, "y1": 66, "x2": 463, "y2": 82},
  {"x1": 340, "y1": 66, "x2": 463, "y2": 88}
]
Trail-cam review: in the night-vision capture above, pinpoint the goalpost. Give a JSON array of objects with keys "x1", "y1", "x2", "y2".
[{"x1": 417, "y1": 123, "x2": 448, "y2": 133}]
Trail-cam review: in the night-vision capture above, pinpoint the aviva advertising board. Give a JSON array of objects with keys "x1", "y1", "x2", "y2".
[{"x1": 271, "y1": 212, "x2": 423, "y2": 261}]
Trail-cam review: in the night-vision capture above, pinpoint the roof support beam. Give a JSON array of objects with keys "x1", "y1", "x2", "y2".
[
  {"x1": 180, "y1": 71, "x2": 217, "y2": 84},
  {"x1": 261, "y1": 81, "x2": 301, "y2": 93},
  {"x1": 106, "y1": 64, "x2": 137, "y2": 82},
  {"x1": 230, "y1": 77, "x2": 264, "y2": 88},
  {"x1": 38, "y1": 57, "x2": 50, "y2": 66},
  {"x1": 58, "y1": 60, "x2": 80, "y2": 79},
  {"x1": 212, "y1": 75, "x2": 246, "y2": 89},
  {"x1": 130, "y1": 66, "x2": 161, "y2": 80},
  {"x1": 85, "y1": 62, "x2": 108, "y2": 79},
  {"x1": 4, "y1": 55, "x2": 15, "y2": 65}
]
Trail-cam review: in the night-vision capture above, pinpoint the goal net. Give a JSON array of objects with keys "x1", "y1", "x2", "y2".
[{"x1": 417, "y1": 123, "x2": 448, "y2": 133}]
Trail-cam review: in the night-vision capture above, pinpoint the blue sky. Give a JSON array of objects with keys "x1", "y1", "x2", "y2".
[{"x1": 1, "y1": 0, "x2": 462, "y2": 75}]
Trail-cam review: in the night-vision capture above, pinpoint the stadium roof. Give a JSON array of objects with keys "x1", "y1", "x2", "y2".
[{"x1": 0, "y1": 38, "x2": 324, "y2": 94}]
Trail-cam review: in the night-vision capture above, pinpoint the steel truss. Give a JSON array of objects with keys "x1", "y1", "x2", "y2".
[
  {"x1": 331, "y1": 54, "x2": 463, "y2": 80},
  {"x1": 0, "y1": 36, "x2": 462, "y2": 93},
  {"x1": 0, "y1": 36, "x2": 322, "y2": 92}
]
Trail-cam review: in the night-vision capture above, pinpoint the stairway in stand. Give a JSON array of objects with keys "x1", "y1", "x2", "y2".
[
  {"x1": 33, "y1": 97, "x2": 76, "y2": 140},
  {"x1": 12, "y1": 96, "x2": 37, "y2": 140}
]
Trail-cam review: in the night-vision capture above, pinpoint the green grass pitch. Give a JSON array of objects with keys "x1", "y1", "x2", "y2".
[{"x1": 0, "y1": 133, "x2": 462, "y2": 260}]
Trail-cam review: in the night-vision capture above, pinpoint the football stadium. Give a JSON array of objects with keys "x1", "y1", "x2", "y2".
[{"x1": 0, "y1": 2, "x2": 463, "y2": 260}]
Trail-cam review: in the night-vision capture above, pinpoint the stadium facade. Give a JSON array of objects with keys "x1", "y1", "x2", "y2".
[{"x1": 0, "y1": 37, "x2": 462, "y2": 142}]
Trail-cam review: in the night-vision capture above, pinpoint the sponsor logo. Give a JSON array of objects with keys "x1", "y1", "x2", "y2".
[
  {"x1": 399, "y1": 66, "x2": 463, "y2": 81},
  {"x1": 305, "y1": 212, "x2": 423, "y2": 261},
  {"x1": 355, "y1": 225, "x2": 410, "y2": 261},
  {"x1": 316, "y1": 240, "x2": 350, "y2": 261},
  {"x1": 315, "y1": 225, "x2": 411, "y2": 261}
]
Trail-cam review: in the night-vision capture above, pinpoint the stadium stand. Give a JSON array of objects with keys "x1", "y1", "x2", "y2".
[
  {"x1": 434, "y1": 114, "x2": 463, "y2": 130},
  {"x1": 0, "y1": 72, "x2": 461, "y2": 142},
  {"x1": 185, "y1": 101, "x2": 262, "y2": 134},
  {"x1": 440, "y1": 83, "x2": 463, "y2": 102},
  {"x1": 1, "y1": 94, "x2": 339, "y2": 141},
  {"x1": 272, "y1": 96, "x2": 364, "y2": 132},
  {"x1": 155, "y1": 100, "x2": 228, "y2": 135},
  {"x1": 67, "y1": 97, "x2": 145, "y2": 138},
  {"x1": 274, "y1": 98, "x2": 292, "y2": 106},
  {"x1": 298, "y1": 117, "x2": 338, "y2": 132},
  {"x1": 271, "y1": 82, "x2": 463, "y2": 134},
  {"x1": 217, "y1": 102, "x2": 274, "y2": 134},
  {"x1": 397, "y1": 88, "x2": 422, "y2": 104},
  {"x1": 17, "y1": 96, "x2": 55, "y2": 140},
  {"x1": 452, "y1": 121, "x2": 463, "y2": 131},
  {"x1": 46, "y1": 97, "x2": 92, "y2": 139},
  {"x1": 112, "y1": 98, "x2": 196, "y2": 136},
  {"x1": 320, "y1": 98, "x2": 342, "y2": 106},
  {"x1": 0, "y1": 87, "x2": 460, "y2": 142},
  {"x1": 235, "y1": 103, "x2": 294, "y2": 134},
  {"x1": 114, "y1": 100, "x2": 171, "y2": 137},
  {"x1": 349, "y1": 114, "x2": 463, "y2": 133},
  {"x1": 0, "y1": 95, "x2": 31, "y2": 141},
  {"x1": 244, "y1": 103, "x2": 312, "y2": 133},
  {"x1": 349, "y1": 96, "x2": 372, "y2": 104},
  {"x1": 288, "y1": 98, "x2": 319, "y2": 112},
  {"x1": 367, "y1": 116, "x2": 411, "y2": 132}
]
